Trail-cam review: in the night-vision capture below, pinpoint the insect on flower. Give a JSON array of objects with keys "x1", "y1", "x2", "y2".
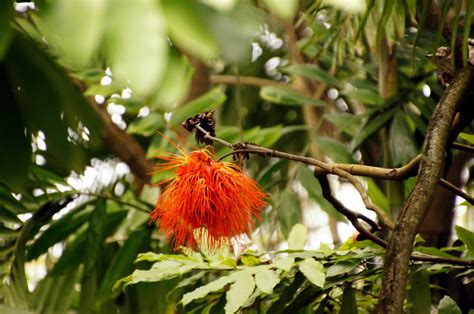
[{"x1": 150, "y1": 139, "x2": 267, "y2": 250}]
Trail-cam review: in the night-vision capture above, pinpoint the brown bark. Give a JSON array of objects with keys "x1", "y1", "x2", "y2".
[{"x1": 377, "y1": 66, "x2": 474, "y2": 314}]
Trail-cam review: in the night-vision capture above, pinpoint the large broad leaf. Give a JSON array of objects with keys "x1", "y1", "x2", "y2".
[
  {"x1": 388, "y1": 111, "x2": 418, "y2": 166},
  {"x1": 5, "y1": 33, "x2": 103, "y2": 176},
  {"x1": 104, "y1": 0, "x2": 168, "y2": 95},
  {"x1": 408, "y1": 268, "x2": 431, "y2": 314},
  {"x1": 438, "y1": 296, "x2": 462, "y2": 314},
  {"x1": 262, "y1": 0, "x2": 298, "y2": 20},
  {"x1": 225, "y1": 271, "x2": 255, "y2": 313},
  {"x1": 27, "y1": 206, "x2": 93, "y2": 260},
  {"x1": 288, "y1": 223, "x2": 308, "y2": 250},
  {"x1": 277, "y1": 190, "x2": 302, "y2": 238},
  {"x1": 324, "y1": 112, "x2": 364, "y2": 136},
  {"x1": 162, "y1": 0, "x2": 218, "y2": 61},
  {"x1": 455, "y1": 225, "x2": 474, "y2": 259},
  {"x1": 254, "y1": 268, "x2": 279, "y2": 294},
  {"x1": 0, "y1": 66, "x2": 31, "y2": 190},
  {"x1": 351, "y1": 108, "x2": 397, "y2": 151},
  {"x1": 283, "y1": 64, "x2": 341, "y2": 87},
  {"x1": 339, "y1": 285, "x2": 358, "y2": 314},
  {"x1": 315, "y1": 137, "x2": 355, "y2": 164},
  {"x1": 37, "y1": 0, "x2": 106, "y2": 67},
  {"x1": 182, "y1": 275, "x2": 235, "y2": 306},
  {"x1": 299, "y1": 258, "x2": 325, "y2": 288},
  {"x1": 0, "y1": 0, "x2": 13, "y2": 60},
  {"x1": 260, "y1": 86, "x2": 327, "y2": 107}
]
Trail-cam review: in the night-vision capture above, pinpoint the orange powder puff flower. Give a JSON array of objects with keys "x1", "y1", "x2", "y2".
[{"x1": 150, "y1": 148, "x2": 267, "y2": 249}]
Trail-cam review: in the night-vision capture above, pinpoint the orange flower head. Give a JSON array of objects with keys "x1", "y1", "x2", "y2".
[{"x1": 150, "y1": 147, "x2": 267, "y2": 249}]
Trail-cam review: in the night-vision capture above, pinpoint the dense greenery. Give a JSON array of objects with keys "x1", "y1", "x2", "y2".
[{"x1": 0, "y1": 0, "x2": 473, "y2": 313}]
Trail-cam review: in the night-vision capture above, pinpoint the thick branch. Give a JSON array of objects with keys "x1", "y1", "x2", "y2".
[{"x1": 378, "y1": 66, "x2": 474, "y2": 314}]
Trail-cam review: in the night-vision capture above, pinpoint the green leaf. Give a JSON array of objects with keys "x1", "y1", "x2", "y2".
[
  {"x1": 0, "y1": 205, "x2": 21, "y2": 224},
  {"x1": 0, "y1": 304, "x2": 34, "y2": 314},
  {"x1": 408, "y1": 268, "x2": 430, "y2": 314},
  {"x1": 283, "y1": 64, "x2": 341, "y2": 87},
  {"x1": 299, "y1": 258, "x2": 325, "y2": 288},
  {"x1": 367, "y1": 179, "x2": 389, "y2": 213},
  {"x1": 345, "y1": 88, "x2": 384, "y2": 106},
  {"x1": 27, "y1": 206, "x2": 93, "y2": 260},
  {"x1": 315, "y1": 137, "x2": 355, "y2": 164},
  {"x1": 105, "y1": 0, "x2": 168, "y2": 95},
  {"x1": 273, "y1": 257, "x2": 295, "y2": 273},
  {"x1": 225, "y1": 271, "x2": 255, "y2": 313},
  {"x1": 5, "y1": 33, "x2": 103, "y2": 175},
  {"x1": 97, "y1": 228, "x2": 149, "y2": 304},
  {"x1": 171, "y1": 87, "x2": 226, "y2": 125},
  {"x1": 326, "y1": 260, "x2": 359, "y2": 277},
  {"x1": 324, "y1": 112, "x2": 364, "y2": 136},
  {"x1": 277, "y1": 190, "x2": 302, "y2": 238},
  {"x1": 339, "y1": 285, "x2": 358, "y2": 314},
  {"x1": 0, "y1": 0, "x2": 13, "y2": 60},
  {"x1": 389, "y1": 111, "x2": 418, "y2": 166},
  {"x1": 182, "y1": 275, "x2": 235, "y2": 306},
  {"x1": 127, "y1": 113, "x2": 165, "y2": 136},
  {"x1": 351, "y1": 108, "x2": 397, "y2": 151},
  {"x1": 85, "y1": 200, "x2": 107, "y2": 273},
  {"x1": 454, "y1": 225, "x2": 474, "y2": 259},
  {"x1": 38, "y1": 0, "x2": 106, "y2": 67},
  {"x1": 438, "y1": 295, "x2": 462, "y2": 314},
  {"x1": 296, "y1": 166, "x2": 345, "y2": 221},
  {"x1": 0, "y1": 185, "x2": 28, "y2": 214},
  {"x1": 459, "y1": 133, "x2": 474, "y2": 144},
  {"x1": 162, "y1": 0, "x2": 218, "y2": 61},
  {"x1": 288, "y1": 223, "x2": 308, "y2": 250},
  {"x1": 262, "y1": 0, "x2": 298, "y2": 20},
  {"x1": 260, "y1": 86, "x2": 327, "y2": 107},
  {"x1": 254, "y1": 269, "x2": 279, "y2": 294},
  {"x1": 0, "y1": 66, "x2": 32, "y2": 190}
]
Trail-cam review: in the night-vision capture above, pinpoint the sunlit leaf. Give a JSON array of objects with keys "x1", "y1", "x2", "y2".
[
  {"x1": 105, "y1": 0, "x2": 168, "y2": 95},
  {"x1": 455, "y1": 225, "x2": 474, "y2": 259},
  {"x1": 299, "y1": 258, "x2": 325, "y2": 288},
  {"x1": 288, "y1": 223, "x2": 307, "y2": 250},
  {"x1": 254, "y1": 269, "x2": 279, "y2": 294},
  {"x1": 438, "y1": 295, "x2": 462, "y2": 314},
  {"x1": 225, "y1": 271, "x2": 255, "y2": 313},
  {"x1": 182, "y1": 275, "x2": 235, "y2": 306},
  {"x1": 262, "y1": 0, "x2": 298, "y2": 20},
  {"x1": 162, "y1": 0, "x2": 218, "y2": 61}
]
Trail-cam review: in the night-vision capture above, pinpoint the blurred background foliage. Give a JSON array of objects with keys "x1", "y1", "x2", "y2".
[{"x1": 0, "y1": 0, "x2": 473, "y2": 313}]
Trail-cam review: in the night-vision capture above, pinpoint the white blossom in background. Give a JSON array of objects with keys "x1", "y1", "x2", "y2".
[
  {"x1": 14, "y1": 2, "x2": 35, "y2": 13},
  {"x1": 259, "y1": 24, "x2": 283, "y2": 50},
  {"x1": 100, "y1": 75, "x2": 112, "y2": 86},
  {"x1": 251, "y1": 42, "x2": 263, "y2": 62},
  {"x1": 121, "y1": 87, "x2": 132, "y2": 99},
  {"x1": 164, "y1": 112, "x2": 173, "y2": 122},
  {"x1": 422, "y1": 84, "x2": 431, "y2": 97},
  {"x1": 138, "y1": 106, "x2": 150, "y2": 118},
  {"x1": 94, "y1": 95, "x2": 105, "y2": 104}
]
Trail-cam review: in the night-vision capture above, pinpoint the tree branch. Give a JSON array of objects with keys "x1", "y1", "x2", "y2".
[
  {"x1": 377, "y1": 66, "x2": 474, "y2": 314},
  {"x1": 194, "y1": 124, "x2": 395, "y2": 230}
]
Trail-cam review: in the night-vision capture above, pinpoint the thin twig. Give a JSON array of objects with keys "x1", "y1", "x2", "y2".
[
  {"x1": 439, "y1": 178, "x2": 474, "y2": 204},
  {"x1": 451, "y1": 142, "x2": 474, "y2": 153},
  {"x1": 316, "y1": 174, "x2": 387, "y2": 247},
  {"x1": 316, "y1": 174, "x2": 474, "y2": 267}
]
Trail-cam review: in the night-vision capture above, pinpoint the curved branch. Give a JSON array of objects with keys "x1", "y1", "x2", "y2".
[{"x1": 377, "y1": 66, "x2": 474, "y2": 314}]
